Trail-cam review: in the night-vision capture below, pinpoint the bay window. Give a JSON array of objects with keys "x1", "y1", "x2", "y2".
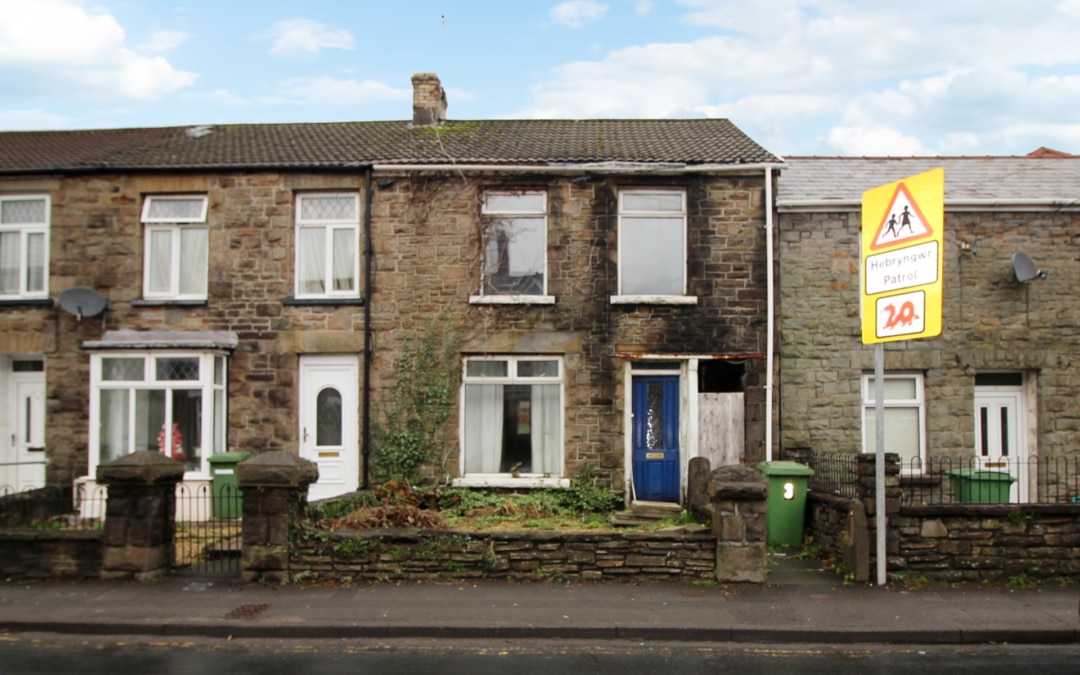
[{"x1": 91, "y1": 352, "x2": 227, "y2": 474}]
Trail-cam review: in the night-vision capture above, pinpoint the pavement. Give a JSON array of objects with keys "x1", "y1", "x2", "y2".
[{"x1": 1, "y1": 553, "x2": 1077, "y2": 645}]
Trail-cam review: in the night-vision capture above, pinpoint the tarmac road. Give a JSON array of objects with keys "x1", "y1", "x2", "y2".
[{"x1": 1, "y1": 634, "x2": 1078, "y2": 674}]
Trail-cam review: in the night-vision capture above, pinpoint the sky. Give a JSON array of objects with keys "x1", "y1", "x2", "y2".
[{"x1": 3, "y1": 0, "x2": 1080, "y2": 157}]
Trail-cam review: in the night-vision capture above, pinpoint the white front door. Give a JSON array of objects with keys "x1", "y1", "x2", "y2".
[
  {"x1": 5, "y1": 368, "x2": 46, "y2": 490},
  {"x1": 299, "y1": 355, "x2": 359, "y2": 502},
  {"x1": 974, "y1": 387, "x2": 1028, "y2": 503}
]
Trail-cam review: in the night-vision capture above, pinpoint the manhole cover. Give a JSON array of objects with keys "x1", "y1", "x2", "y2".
[{"x1": 224, "y1": 603, "x2": 269, "y2": 619}]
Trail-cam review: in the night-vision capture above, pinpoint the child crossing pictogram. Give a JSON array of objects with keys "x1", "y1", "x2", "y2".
[{"x1": 870, "y1": 183, "x2": 934, "y2": 250}]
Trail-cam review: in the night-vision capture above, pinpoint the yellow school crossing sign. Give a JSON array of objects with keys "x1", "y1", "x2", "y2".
[{"x1": 861, "y1": 168, "x2": 944, "y2": 344}]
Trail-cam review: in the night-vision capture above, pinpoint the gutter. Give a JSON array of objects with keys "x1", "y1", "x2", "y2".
[
  {"x1": 778, "y1": 198, "x2": 1080, "y2": 212},
  {"x1": 371, "y1": 162, "x2": 784, "y2": 174},
  {"x1": 361, "y1": 167, "x2": 374, "y2": 489},
  {"x1": 765, "y1": 165, "x2": 777, "y2": 462}
]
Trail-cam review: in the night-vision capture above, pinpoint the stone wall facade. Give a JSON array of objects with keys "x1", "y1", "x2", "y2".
[
  {"x1": 0, "y1": 530, "x2": 102, "y2": 579},
  {"x1": 778, "y1": 207, "x2": 1080, "y2": 464},
  {"x1": 2, "y1": 166, "x2": 770, "y2": 497},
  {"x1": 290, "y1": 528, "x2": 717, "y2": 583}
]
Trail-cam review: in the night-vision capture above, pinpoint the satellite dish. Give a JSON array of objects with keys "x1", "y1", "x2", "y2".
[
  {"x1": 1012, "y1": 253, "x2": 1048, "y2": 283},
  {"x1": 57, "y1": 287, "x2": 108, "y2": 319}
]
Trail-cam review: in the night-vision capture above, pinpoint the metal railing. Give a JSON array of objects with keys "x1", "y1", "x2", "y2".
[
  {"x1": 0, "y1": 482, "x2": 106, "y2": 530},
  {"x1": 804, "y1": 451, "x2": 1080, "y2": 506},
  {"x1": 174, "y1": 482, "x2": 243, "y2": 576},
  {"x1": 900, "y1": 455, "x2": 1080, "y2": 506},
  {"x1": 806, "y1": 452, "x2": 860, "y2": 498}
]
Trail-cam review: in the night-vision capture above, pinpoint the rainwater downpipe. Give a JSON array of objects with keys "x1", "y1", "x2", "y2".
[
  {"x1": 361, "y1": 166, "x2": 374, "y2": 489},
  {"x1": 765, "y1": 166, "x2": 776, "y2": 462}
]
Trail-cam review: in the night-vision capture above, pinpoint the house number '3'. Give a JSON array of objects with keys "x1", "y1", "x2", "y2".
[{"x1": 783, "y1": 482, "x2": 795, "y2": 500}]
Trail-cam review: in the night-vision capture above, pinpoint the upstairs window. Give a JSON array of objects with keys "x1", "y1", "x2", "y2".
[
  {"x1": 616, "y1": 190, "x2": 688, "y2": 299},
  {"x1": 142, "y1": 195, "x2": 209, "y2": 300},
  {"x1": 295, "y1": 193, "x2": 360, "y2": 298},
  {"x1": 478, "y1": 191, "x2": 547, "y2": 298},
  {"x1": 0, "y1": 195, "x2": 49, "y2": 299}
]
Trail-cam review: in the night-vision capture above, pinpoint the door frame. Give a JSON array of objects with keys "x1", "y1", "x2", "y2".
[
  {"x1": 623, "y1": 360, "x2": 687, "y2": 505},
  {"x1": 299, "y1": 354, "x2": 360, "y2": 501},
  {"x1": 974, "y1": 373, "x2": 1032, "y2": 503},
  {"x1": 3, "y1": 358, "x2": 46, "y2": 491}
]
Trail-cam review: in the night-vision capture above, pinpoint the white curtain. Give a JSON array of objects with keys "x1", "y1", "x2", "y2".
[
  {"x1": 179, "y1": 228, "x2": 208, "y2": 296},
  {"x1": 0, "y1": 232, "x2": 18, "y2": 293},
  {"x1": 298, "y1": 228, "x2": 326, "y2": 294},
  {"x1": 26, "y1": 232, "x2": 44, "y2": 292},
  {"x1": 147, "y1": 229, "x2": 171, "y2": 293},
  {"x1": 530, "y1": 384, "x2": 561, "y2": 474},
  {"x1": 100, "y1": 389, "x2": 129, "y2": 462},
  {"x1": 464, "y1": 384, "x2": 504, "y2": 473},
  {"x1": 332, "y1": 228, "x2": 355, "y2": 291}
]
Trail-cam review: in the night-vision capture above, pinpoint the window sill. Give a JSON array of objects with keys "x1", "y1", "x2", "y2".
[
  {"x1": 469, "y1": 295, "x2": 556, "y2": 305},
  {"x1": 282, "y1": 296, "x2": 365, "y2": 307},
  {"x1": 132, "y1": 299, "x2": 207, "y2": 307},
  {"x1": 0, "y1": 298, "x2": 53, "y2": 308},
  {"x1": 452, "y1": 475, "x2": 570, "y2": 489},
  {"x1": 610, "y1": 295, "x2": 698, "y2": 305}
]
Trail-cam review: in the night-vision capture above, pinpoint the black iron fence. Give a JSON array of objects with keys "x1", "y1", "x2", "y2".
[
  {"x1": 803, "y1": 451, "x2": 1080, "y2": 506},
  {"x1": 174, "y1": 482, "x2": 243, "y2": 576},
  {"x1": 0, "y1": 482, "x2": 106, "y2": 530},
  {"x1": 899, "y1": 455, "x2": 1080, "y2": 506},
  {"x1": 806, "y1": 452, "x2": 860, "y2": 499}
]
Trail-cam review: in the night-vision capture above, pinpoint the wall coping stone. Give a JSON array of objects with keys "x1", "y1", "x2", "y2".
[
  {"x1": 708, "y1": 465, "x2": 767, "y2": 500},
  {"x1": 96, "y1": 450, "x2": 185, "y2": 486},
  {"x1": 236, "y1": 451, "x2": 318, "y2": 488}
]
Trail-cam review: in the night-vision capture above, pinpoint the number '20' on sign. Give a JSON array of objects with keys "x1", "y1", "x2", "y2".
[{"x1": 875, "y1": 290, "x2": 926, "y2": 339}]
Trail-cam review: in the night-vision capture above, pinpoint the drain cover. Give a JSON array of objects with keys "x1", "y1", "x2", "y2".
[{"x1": 224, "y1": 603, "x2": 269, "y2": 619}]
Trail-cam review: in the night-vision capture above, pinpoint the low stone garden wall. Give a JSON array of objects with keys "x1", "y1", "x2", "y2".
[
  {"x1": 0, "y1": 530, "x2": 102, "y2": 579},
  {"x1": 893, "y1": 505, "x2": 1080, "y2": 583},
  {"x1": 288, "y1": 528, "x2": 717, "y2": 583}
]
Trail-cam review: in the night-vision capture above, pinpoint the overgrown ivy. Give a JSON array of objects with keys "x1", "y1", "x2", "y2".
[{"x1": 372, "y1": 312, "x2": 462, "y2": 483}]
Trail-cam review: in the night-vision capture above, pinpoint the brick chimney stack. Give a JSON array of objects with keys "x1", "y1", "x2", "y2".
[{"x1": 411, "y1": 73, "x2": 447, "y2": 126}]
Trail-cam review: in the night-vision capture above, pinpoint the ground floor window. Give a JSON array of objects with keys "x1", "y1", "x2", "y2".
[
  {"x1": 462, "y1": 356, "x2": 563, "y2": 477},
  {"x1": 862, "y1": 372, "x2": 925, "y2": 470},
  {"x1": 90, "y1": 351, "x2": 226, "y2": 475}
]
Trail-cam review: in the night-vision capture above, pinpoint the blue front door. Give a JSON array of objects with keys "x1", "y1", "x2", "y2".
[{"x1": 632, "y1": 376, "x2": 680, "y2": 503}]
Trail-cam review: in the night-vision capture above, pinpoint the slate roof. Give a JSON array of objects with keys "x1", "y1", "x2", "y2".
[
  {"x1": 778, "y1": 156, "x2": 1080, "y2": 207},
  {"x1": 0, "y1": 119, "x2": 779, "y2": 173}
]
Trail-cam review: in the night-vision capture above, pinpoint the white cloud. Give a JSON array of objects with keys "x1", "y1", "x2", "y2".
[
  {"x1": 269, "y1": 77, "x2": 407, "y2": 105},
  {"x1": 268, "y1": 18, "x2": 355, "y2": 57},
  {"x1": 0, "y1": 109, "x2": 71, "y2": 131},
  {"x1": 517, "y1": 1, "x2": 1080, "y2": 154},
  {"x1": 826, "y1": 125, "x2": 930, "y2": 156},
  {"x1": 140, "y1": 30, "x2": 190, "y2": 54},
  {"x1": 550, "y1": 1, "x2": 609, "y2": 28},
  {"x1": 634, "y1": 0, "x2": 655, "y2": 16},
  {"x1": 0, "y1": 0, "x2": 196, "y2": 100}
]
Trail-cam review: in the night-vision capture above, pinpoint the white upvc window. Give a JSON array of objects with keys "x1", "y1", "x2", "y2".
[
  {"x1": 0, "y1": 195, "x2": 49, "y2": 299},
  {"x1": 294, "y1": 193, "x2": 360, "y2": 298},
  {"x1": 471, "y1": 191, "x2": 552, "y2": 304},
  {"x1": 89, "y1": 351, "x2": 227, "y2": 476},
  {"x1": 862, "y1": 372, "x2": 926, "y2": 471},
  {"x1": 614, "y1": 189, "x2": 694, "y2": 303},
  {"x1": 141, "y1": 195, "x2": 209, "y2": 300},
  {"x1": 457, "y1": 356, "x2": 566, "y2": 487}
]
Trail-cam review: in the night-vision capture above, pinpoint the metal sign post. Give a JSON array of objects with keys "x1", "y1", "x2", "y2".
[{"x1": 860, "y1": 168, "x2": 944, "y2": 587}]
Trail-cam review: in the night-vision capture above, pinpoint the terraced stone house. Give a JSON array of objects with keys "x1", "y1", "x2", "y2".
[
  {"x1": 0, "y1": 74, "x2": 782, "y2": 506},
  {"x1": 776, "y1": 156, "x2": 1080, "y2": 503}
]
